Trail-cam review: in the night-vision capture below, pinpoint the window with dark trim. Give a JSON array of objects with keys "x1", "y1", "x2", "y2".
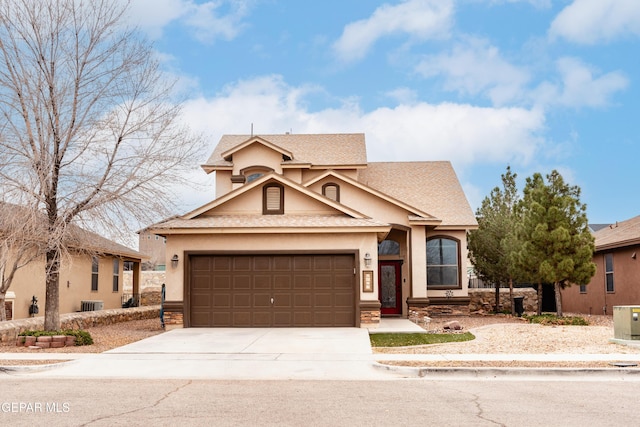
[
  {"x1": 426, "y1": 237, "x2": 460, "y2": 289},
  {"x1": 263, "y1": 184, "x2": 284, "y2": 215},
  {"x1": 91, "y1": 257, "x2": 99, "y2": 291},
  {"x1": 113, "y1": 259, "x2": 120, "y2": 292},
  {"x1": 322, "y1": 183, "x2": 340, "y2": 202},
  {"x1": 605, "y1": 253, "x2": 614, "y2": 293},
  {"x1": 579, "y1": 284, "x2": 587, "y2": 293}
]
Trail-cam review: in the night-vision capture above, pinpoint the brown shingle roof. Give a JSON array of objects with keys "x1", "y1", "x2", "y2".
[
  {"x1": 152, "y1": 214, "x2": 389, "y2": 231},
  {"x1": 0, "y1": 203, "x2": 142, "y2": 260},
  {"x1": 358, "y1": 161, "x2": 477, "y2": 227},
  {"x1": 594, "y1": 215, "x2": 640, "y2": 251},
  {"x1": 203, "y1": 134, "x2": 368, "y2": 168}
]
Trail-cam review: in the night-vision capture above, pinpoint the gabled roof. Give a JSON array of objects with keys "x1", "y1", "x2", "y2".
[
  {"x1": 303, "y1": 170, "x2": 440, "y2": 224},
  {"x1": 594, "y1": 215, "x2": 640, "y2": 251},
  {"x1": 182, "y1": 172, "x2": 370, "y2": 220},
  {"x1": 0, "y1": 202, "x2": 142, "y2": 260},
  {"x1": 358, "y1": 162, "x2": 478, "y2": 228},
  {"x1": 202, "y1": 133, "x2": 368, "y2": 172}
]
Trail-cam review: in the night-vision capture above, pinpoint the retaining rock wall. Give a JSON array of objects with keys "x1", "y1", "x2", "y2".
[
  {"x1": 0, "y1": 305, "x2": 160, "y2": 343},
  {"x1": 468, "y1": 288, "x2": 538, "y2": 314}
]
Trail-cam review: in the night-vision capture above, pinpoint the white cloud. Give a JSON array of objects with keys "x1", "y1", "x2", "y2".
[
  {"x1": 332, "y1": 0, "x2": 453, "y2": 63},
  {"x1": 126, "y1": 0, "x2": 249, "y2": 43},
  {"x1": 531, "y1": 57, "x2": 628, "y2": 108},
  {"x1": 182, "y1": 75, "x2": 545, "y2": 169},
  {"x1": 485, "y1": 0, "x2": 551, "y2": 8},
  {"x1": 549, "y1": 0, "x2": 640, "y2": 44},
  {"x1": 415, "y1": 38, "x2": 530, "y2": 106}
]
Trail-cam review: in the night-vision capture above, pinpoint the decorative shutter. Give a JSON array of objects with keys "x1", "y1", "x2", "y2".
[
  {"x1": 324, "y1": 185, "x2": 338, "y2": 201},
  {"x1": 266, "y1": 186, "x2": 281, "y2": 211}
]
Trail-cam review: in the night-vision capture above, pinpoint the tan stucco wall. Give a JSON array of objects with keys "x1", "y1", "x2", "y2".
[
  {"x1": 233, "y1": 144, "x2": 283, "y2": 176},
  {"x1": 8, "y1": 253, "x2": 125, "y2": 320},
  {"x1": 163, "y1": 232, "x2": 380, "y2": 303}
]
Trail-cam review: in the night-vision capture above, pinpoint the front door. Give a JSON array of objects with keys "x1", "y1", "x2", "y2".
[{"x1": 379, "y1": 261, "x2": 402, "y2": 315}]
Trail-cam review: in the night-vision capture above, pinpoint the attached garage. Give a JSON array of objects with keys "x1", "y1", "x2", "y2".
[{"x1": 188, "y1": 253, "x2": 356, "y2": 327}]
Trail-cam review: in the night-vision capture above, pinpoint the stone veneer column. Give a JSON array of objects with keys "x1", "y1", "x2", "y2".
[
  {"x1": 359, "y1": 300, "x2": 381, "y2": 328},
  {"x1": 162, "y1": 301, "x2": 184, "y2": 329}
]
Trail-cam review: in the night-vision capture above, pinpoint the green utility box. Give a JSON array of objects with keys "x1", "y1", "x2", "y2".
[{"x1": 613, "y1": 306, "x2": 640, "y2": 340}]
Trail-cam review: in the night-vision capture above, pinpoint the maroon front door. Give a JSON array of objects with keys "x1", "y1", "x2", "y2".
[{"x1": 379, "y1": 261, "x2": 402, "y2": 315}]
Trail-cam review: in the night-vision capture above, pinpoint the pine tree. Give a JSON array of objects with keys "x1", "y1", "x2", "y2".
[
  {"x1": 468, "y1": 167, "x2": 519, "y2": 313},
  {"x1": 515, "y1": 171, "x2": 596, "y2": 316}
]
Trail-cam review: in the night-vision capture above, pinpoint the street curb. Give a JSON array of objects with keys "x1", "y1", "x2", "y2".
[
  {"x1": 372, "y1": 362, "x2": 640, "y2": 379},
  {"x1": 0, "y1": 360, "x2": 75, "y2": 374}
]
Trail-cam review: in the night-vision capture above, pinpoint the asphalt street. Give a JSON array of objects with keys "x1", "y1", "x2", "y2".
[{"x1": 1, "y1": 378, "x2": 638, "y2": 426}]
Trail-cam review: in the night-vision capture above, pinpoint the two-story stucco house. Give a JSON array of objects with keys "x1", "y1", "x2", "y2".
[{"x1": 149, "y1": 133, "x2": 477, "y2": 328}]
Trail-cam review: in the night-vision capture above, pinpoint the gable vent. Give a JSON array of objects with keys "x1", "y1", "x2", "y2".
[{"x1": 263, "y1": 184, "x2": 284, "y2": 215}]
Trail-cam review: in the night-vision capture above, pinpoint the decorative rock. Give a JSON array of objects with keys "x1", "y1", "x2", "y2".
[
  {"x1": 50, "y1": 341, "x2": 65, "y2": 348},
  {"x1": 443, "y1": 320, "x2": 463, "y2": 330},
  {"x1": 36, "y1": 335, "x2": 52, "y2": 342},
  {"x1": 37, "y1": 341, "x2": 50, "y2": 348}
]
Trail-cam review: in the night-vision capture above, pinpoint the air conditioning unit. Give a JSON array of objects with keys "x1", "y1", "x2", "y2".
[
  {"x1": 81, "y1": 300, "x2": 104, "y2": 312},
  {"x1": 613, "y1": 306, "x2": 640, "y2": 340}
]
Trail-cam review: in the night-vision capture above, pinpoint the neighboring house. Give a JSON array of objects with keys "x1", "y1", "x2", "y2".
[
  {"x1": 1, "y1": 204, "x2": 144, "y2": 320},
  {"x1": 138, "y1": 229, "x2": 167, "y2": 270},
  {"x1": 562, "y1": 216, "x2": 640, "y2": 315},
  {"x1": 149, "y1": 133, "x2": 478, "y2": 328}
]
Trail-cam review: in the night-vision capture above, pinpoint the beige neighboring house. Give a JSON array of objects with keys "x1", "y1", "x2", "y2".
[
  {"x1": 149, "y1": 133, "x2": 478, "y2": 328},
  {"x1": 1, "y1": 205, "x2": 143, "y2": 320},
  {"x1": 138, "y1": 229, "x2": 167, "y2": 270}
]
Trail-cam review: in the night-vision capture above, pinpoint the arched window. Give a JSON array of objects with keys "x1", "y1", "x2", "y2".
[
  {"x1": 246, "y1": 173, "x2": 263, "y2": 183},
  {"x1": 426, "y1": 237, "x2": 460, "y2": 288},
  {"x1": 378, "y1": 239, "x2": 400, "y2": 255},
  {"x1": 322, "y1": 183, "x2": 340, "y2": 202},
  {"x1": 263, "y1": 183, "x2": 284, "y2": 215}
]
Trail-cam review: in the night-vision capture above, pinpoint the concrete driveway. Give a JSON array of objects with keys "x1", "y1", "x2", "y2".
[
  {"x1": 18, "y1": 327, "x2": 404, "y2": 380},
  {"x1": 106, "y1": 327, "x2": 373, "y2": 356}
]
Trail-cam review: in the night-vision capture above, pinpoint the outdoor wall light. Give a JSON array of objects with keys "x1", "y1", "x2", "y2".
[
  {"x1": 364, "y1": 252, "x2": 372, "y2": 268},
  {"x1": 171, "y1": 254, "x2": 179, "y2": 268}
]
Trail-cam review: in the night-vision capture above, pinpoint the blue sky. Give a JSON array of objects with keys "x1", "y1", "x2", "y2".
[{"x1": 126, "y1": 0, "x2": 640, "y2": 224}]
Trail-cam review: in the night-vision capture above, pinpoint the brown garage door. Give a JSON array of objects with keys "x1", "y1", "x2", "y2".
[{"x1": 189, "y1": 254, "x2": 355, "y2": 327}]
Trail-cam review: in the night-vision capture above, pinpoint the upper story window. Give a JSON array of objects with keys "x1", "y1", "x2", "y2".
[
  {"x1": 263, "y1": 183, "x2": 284, "y2": 215},
  {"x1": 605, "y1": 253, "x2": 614, "y2": 293},
  {"x1": 247, "y1": 173, "x2": 263, "y2": 183},
  {"x1": 322, "y1": 183, "x2": 340, "y2": 202},
  {"x1": 426, "y1": 236, "x2": 460, "y2": 289}
]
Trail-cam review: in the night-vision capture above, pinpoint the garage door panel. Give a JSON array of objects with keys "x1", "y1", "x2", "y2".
[
  {"x1": 212, "y1": 294, "x2": 230, "y2": 308},
  {"x1": 191, "y1": 256, "x2": 212, "y2": 271},
  {"x1": 212, "y1": 276, "x2": 230, "y2": 290},
  {"x1": 293, "y1": 275, "x2": 312, "y2": 290},
  {"x1": 233, "y1": 275, "x2": 251, "y2": 290},
  {"x1": 334, "y1": 293, "x2": 353, "y2": 308},
  {"x1": 273, "y1": 275, "x2": 292, "y2": 290},
  {"x1": 252, "y1": 293, "x2": 271, "y2": 308},
  {"x1": 253, "y1": 275, "x2": 271, "y2": 290},
  {"x1": 189, "y1": 254, "x2": 355, "y2": 327},
  {"x1": 273, "y1": 311, "x2": 292, "y2": 326},
  {"x1": 233, "y1": 293, "x2": 251, "y2": 308},
  {"x1": 252, "y1": 311, "x2": 271, "y2": 326},
  {"x1": 314, "y1": 293, "x2": 332, "y2": 307}
]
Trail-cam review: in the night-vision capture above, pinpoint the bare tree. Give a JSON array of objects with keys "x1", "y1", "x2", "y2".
[
  {"x1": 0, "y1": 0, "x2": 204, "y2": 330},
  {"x1": 0, "y1": 203, "x2": 43, "y2": 321}
]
